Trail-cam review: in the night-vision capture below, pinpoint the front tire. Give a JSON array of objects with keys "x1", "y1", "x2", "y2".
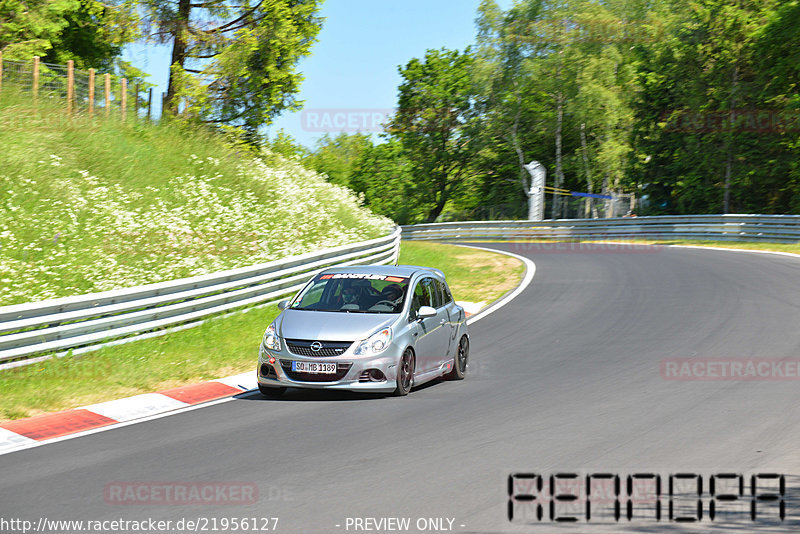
[
  {"x1": 445, "y1": 335, "x2": 468, "y2": 380},
  {"x1": 394, "y1": 348, "x2": 415, "y2": 396},
  {"x1": 258, "y1": 384, "x2": 286, "y2": 397}
]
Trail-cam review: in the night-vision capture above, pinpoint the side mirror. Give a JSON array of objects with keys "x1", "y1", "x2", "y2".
[
  {"x1": 277, "y1": 300, "x2": 289, "y2": 310},
  {"x1": 417, "y1": 305, "x2": 436, "y2": 319}
]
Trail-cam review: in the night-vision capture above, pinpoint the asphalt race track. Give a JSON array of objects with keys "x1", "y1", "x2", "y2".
[{"x1": 2, "y1": 242, "x2": 800, "y2": 533}]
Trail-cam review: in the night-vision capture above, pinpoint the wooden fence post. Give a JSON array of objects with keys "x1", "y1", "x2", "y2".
[
  {"x1": 88, "y1": 69, "x2": 95, "y2": 114},
  {"x1": 147, "y1": 87, "x2": 153, "y2": 121},
  {"x1": 121, "y1": 78, "x2": 127, "y2": 120},
  {"x1": 104, "y1": 73, "x2": 110, "y2": 117},
  {"x1": 66, "y1": 60, "x2": 74, "y2": 115},
  {"x1": 33, "y1": 56, "x2": 39, "y2": 103}
]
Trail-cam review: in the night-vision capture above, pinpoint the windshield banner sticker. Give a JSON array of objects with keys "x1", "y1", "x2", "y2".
[{"x1": 318, "y1": 273, "x2": 408, "y2": 282}]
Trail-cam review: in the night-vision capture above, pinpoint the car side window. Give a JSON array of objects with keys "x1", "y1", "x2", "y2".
[
  {"x1": 437, "y1": 280, "x2": 453, "y2": 305},
  {"x1": 422, "y1": 278, "x2": 440, "y2": 309},
  {"x1": 411, "y1": 278, "x2": 432, "y2": 316}
]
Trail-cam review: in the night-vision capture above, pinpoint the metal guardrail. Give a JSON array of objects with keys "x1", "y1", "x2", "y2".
[
  {"x1": 4, "y1": 214, "x2": 797, "y2": 364},
  {"x1": 0, "y1": 228, "x2": 401, "y2": 363},
  {"x1": 402, "y1": 214, "x2": 800, "y2": 243}
]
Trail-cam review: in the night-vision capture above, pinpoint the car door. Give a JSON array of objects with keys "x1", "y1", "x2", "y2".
[
  {"x1": 409, "y1": 276, "x2": 447, "y2": 373},
  {"x1": 434, "y1": 278, "x2": 457, "y2": 368}
]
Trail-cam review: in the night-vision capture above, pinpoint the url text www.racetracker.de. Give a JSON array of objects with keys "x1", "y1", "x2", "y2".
[{"x1": 0, "y1": 517, "x2": 279, "y2": 534}]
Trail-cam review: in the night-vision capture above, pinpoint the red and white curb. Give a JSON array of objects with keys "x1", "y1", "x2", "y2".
[
  {"x1": 458, "y1": 301, "x2": 484, "y2": 318},
  {"x1": 0, "y1": 372, "x2": 258, "y2": 455}
]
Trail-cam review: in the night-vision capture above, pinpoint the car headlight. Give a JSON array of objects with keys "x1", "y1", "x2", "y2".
[
  {"x1": 262, "y1": 323, "x2": 281, "y2": 351},
  {"x1": 354, "y1": 328, "x2": 392, "y2": 356}
]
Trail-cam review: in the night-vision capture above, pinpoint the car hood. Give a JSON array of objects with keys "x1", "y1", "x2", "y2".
[{"x1": 277, "y1": 309, "x2": 397, "y2": 342}]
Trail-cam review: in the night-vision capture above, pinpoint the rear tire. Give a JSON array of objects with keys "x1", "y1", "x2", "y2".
[
  {"x1": 394, "y1": 348, "x2": 415, "y2": 396},
  {"x1": 445, "y1": 335, "x2": 468, "y2": 380},
  {"x1": 258, "y1": 384, "x2": 286, "y2": 397}
]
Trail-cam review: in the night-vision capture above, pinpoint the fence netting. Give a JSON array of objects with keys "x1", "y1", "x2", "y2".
[{"x1": 1, "y1": 57, "x2": 148, "y2": 118}]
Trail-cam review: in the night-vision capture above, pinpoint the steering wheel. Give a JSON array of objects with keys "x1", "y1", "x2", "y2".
[{"x1": 372, "y1": 300, "x2": 397, "y2": 308}]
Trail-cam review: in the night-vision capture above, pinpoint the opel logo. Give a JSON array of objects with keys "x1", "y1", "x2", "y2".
[{"x1": 310, "y1": 341, "x2": 323, "y2": 352}]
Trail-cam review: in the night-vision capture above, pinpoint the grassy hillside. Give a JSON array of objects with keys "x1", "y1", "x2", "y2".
[{"x1": 0, "y1": 89, "x2": 392, "y2": 305}]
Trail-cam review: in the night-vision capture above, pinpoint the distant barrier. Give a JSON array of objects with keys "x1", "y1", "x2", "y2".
[{"x1": 402, "y1": 214, "x2": 800, "y2": 243}]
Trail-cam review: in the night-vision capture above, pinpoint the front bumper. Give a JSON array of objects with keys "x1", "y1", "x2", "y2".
[{"x1": 257, "y1": 344, "x2": 399, "y2": 393}]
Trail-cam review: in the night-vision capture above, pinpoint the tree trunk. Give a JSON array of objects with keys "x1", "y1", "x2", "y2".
[
  {"x1": 165, "y1": 0, "x2": 192, "y2": 115},
  {"x1": 552, "y1": 91, "x2": 564, "y2": 219},
  {"x1": 425, "y1": 181, "x2": 448, "y2": 222},
  {"x1": 723, "y1": 64, "x2": 739, "y2": 214},
  {"x1": 580, "y1": 122, "x2": 595, "y2": 218}
]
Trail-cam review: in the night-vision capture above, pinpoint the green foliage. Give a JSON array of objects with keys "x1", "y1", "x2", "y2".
[
  {"x1": 632, "y1": 0, "x2": 787, "y2": 214},
  {"x1": 388, "y1": 48, "x2": 481, "y2": 222},
  {"x1": 137, "y1": 0, "x2": 323, "y2": 133},
  {"x1": 349, "y1": 139, "x2": 424, "y2": 225},
  {"x1": 264, "y1": 129, "x2": 309, "y2": 161},
  {"x1": 0, "y1": 0, "x2": 138, "y2": 70},
  {"x1": 303, "y1": 133, "x2": 372, "y2": 187}
]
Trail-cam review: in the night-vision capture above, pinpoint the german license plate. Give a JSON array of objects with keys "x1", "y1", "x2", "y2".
[{"x1": 292, "y1": 361, "x2": 337, "y2": 374}]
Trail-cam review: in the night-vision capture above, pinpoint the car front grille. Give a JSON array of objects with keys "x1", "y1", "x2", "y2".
[
  {"x1": 285, "y1": 339, "x2": 353, "y2": 357},
  {"x1": 280, "y1": 360, "x2": 352, "y2": 382}
]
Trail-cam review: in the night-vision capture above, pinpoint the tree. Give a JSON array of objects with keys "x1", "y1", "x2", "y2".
[
  {"x1": 349, "y1": 139, "x2": 423, "y2": 225},
  {"x1": 751, "y1": 0, "x2": 800, "y2": 213},
  {"x1": 473, "y1": 0, "x2": 551, "y2": 219},
  {"x1": 0, "y1": 0, "x2": 137, "y2": 69},
  {"x1": 303, "y1": 133, "x2": 373, "y2": 187},
  {"x1": 632, "y1": 0, "x2": 775, "y2": 214},
  {"x1": 138, "y1": 0, "x2": 322, "y2": 132},
  {"x1": 388, "y1": 48, "x2": 481, "y2": 223}
]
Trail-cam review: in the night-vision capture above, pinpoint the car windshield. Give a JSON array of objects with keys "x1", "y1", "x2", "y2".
[{"x1": 289, "y1": 273, "x2": 410, "y2": 313}]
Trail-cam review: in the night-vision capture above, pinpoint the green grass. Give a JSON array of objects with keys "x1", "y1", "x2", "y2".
[
  {"x1": 0, "y1": 87, "x2": 391, "y2": 305},
  {"x1": 399, "y1": 241, "x2": 525, "y2": 304},
  {"x1": 0, "y1": 241, "x2": 524, "y2": 421}
]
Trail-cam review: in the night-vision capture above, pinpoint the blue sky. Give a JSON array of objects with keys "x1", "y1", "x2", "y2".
[{"x1": 123, "y1": 0, "x2": 513, "y2": 148}]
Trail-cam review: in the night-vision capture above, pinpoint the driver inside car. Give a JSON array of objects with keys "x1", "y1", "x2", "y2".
[
  {"x1": 340, "y1": 286, "x2": 360, "y2": 308},
  {"x1": 378, "y1": 283, "x2": 404, "y2": 311}
]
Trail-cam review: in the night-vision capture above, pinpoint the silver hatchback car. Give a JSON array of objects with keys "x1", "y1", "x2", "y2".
[{"x1": 257, "y1": 265, "x2": 469, "y2": 396}]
